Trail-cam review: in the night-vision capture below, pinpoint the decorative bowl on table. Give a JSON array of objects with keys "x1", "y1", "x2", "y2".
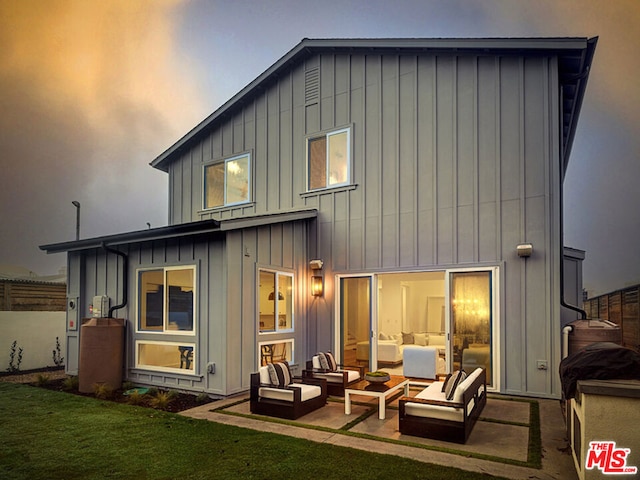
[{"x1": 365, "y1": 371, "x2": 390, "y2": 383}]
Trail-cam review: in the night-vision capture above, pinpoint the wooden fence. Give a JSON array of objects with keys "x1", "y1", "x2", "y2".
[
  {"x1": 584, "y1": 285, "x2": 640, "y2": 352},
  {"x1": 0, "y1": 280, "x2": 66, "y2": 311}
]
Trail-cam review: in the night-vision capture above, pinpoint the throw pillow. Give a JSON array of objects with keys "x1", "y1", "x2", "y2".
[
  {"x1": 325, "y1": 351, "x2": 338, "y2": 371},
  {"x1": 413, "y1": 332, "x2": 428, "y2": 346},
  {"x1": 379, "y1": 331, "x2": 389, "y2": 340},
  {"x1": 317, "y1": 352, "x2": 330, "y2": 370},
  {"x1": 441, "y1": 373, "x2": 453, "y2": 393},
  {"x1": 402, "y1": 332, "x2": 414, "y2": 345},
  {"x1": 267, "y1": 362, "x2": 292, "y2": 387},
  {"x1": 444, "y1": 369, "x2": 467, "y2": 400}
]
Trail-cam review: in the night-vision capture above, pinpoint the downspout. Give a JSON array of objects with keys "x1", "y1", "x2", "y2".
[{"x1": 101, "y1": 243, "x2": 128, "y2": 318}]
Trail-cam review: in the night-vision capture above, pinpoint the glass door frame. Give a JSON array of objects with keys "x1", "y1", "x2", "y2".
[{"x1": 445, "y1": 266, "x2": 500, "y2": 391}]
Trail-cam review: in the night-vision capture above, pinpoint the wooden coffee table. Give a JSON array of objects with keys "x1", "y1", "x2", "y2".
[{"x1": 344, "y1": 375, "x2": 409, "y2": 420}]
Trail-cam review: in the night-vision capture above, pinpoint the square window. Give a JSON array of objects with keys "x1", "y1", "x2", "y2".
[
  {"x1": 307, "y1": 128, "x2": 350, "y2": 190},
  {"x1": 136, "y1": 341, "x2": 195, "y2": 373},
  {"x1": 204, "y1": 153, "x2": 251, "y2": 209},
  {"x1": 138, "y1": 267, "x2": 195, "y2": 334}
]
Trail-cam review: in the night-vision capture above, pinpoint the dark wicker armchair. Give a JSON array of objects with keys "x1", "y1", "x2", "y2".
[
  {"x1": 302, "y1": 353, "x2": 364, "y2": 397},
  {"x1": 250, "y1": 363, "x2": 327, "y2": 420}
]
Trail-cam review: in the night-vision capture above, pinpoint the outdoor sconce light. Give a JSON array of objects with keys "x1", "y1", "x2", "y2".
[
  {"x1": 517, "y1": 243, "x2": 533, "y2": 258},
  {"x1": 310, "y1": 259, "x2": 324, "y2": 296},
  {"x1": 311, "y1": 275, "x2": 324, "y2": 297}
]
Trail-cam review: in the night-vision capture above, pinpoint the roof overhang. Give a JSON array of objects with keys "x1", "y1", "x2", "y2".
[
  {"x1": 150, "y1": 37, "x2": 598, "y2": 173},
  {"x1": 39, "y1": 209, "x2": 317, "y2": 254}
]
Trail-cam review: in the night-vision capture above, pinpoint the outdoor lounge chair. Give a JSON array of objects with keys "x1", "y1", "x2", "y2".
[
  {"x1": 302, "y1": 352, "x2": 364, "y2": 396},
  {"x1": 250, "y1": 362, "x2": 327, "y2": 420}
]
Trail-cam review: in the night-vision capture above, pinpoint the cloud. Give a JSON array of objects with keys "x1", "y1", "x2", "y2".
[{"x1": 0, "y1": 0, "x2": 207, "y2": 274}]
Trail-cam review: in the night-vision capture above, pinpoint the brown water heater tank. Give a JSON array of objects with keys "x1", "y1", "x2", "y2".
[
  {"x1": 568, "y1": 318, "x2": 622, "y2": 355},
  {"x1": 78, "y1": 317, "x2": 125, "y2": 393}
]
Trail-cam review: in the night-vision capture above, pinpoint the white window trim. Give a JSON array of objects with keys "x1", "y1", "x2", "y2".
[
  {"x1": 306, "y1": 126, "x2": 352, "y2": 192},
  {"x1": 258, "y1": 268, "x2": 295, "y2": 335},
  {"x1": 135, "y1": 339, "x2": 196, "y2": 374},
  {"x1": 136, "y1": 265, "x2": 197, "y2": 336},
  {"x1": 258, "y1": 338, "x2": 295, "y2": 369},
  {"x1": 202, "y1": 152, "x2": 252, "y2": 210}
]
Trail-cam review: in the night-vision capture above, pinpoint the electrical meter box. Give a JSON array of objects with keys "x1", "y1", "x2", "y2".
[{"x1": 91, "y1": 295, "x2": 110, "y2": 318}]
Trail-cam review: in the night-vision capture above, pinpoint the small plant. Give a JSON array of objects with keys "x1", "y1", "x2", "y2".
[
  {"x1": 93, "y1": 383, "x2": 114, "y2": 400},
  {"x1": 62, "y1": 376, "x2": 79, "y2": 392},
  {"x1": 126, "y1": 390, "x2": 146, "y2": 406},
  {"x1": 166, "y1": 389, "x2": 179, "y2": 400},
  {"x1": 7, "y1": 340, "x2": 23, "y2": 372},
  {"x1": 122, "y1": 381, "x2": 134, "y2": 391},
  {"x1": 366, "y1": 370, "x2": 390, "y2": 377},
  {"x1": 52, "y1": 337, "x2": 64, "y2": 367},
  {"x1": 35, "y1": 374, "x2": 50, "y2": 387},
  {"x1": 196, "y1": 392, "x2": 210, "y2": 404},
  {"x1": 150, "y1": 391, "x2": 173, "y2": 410}
]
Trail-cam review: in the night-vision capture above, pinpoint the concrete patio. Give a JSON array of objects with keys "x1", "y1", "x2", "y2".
[{"x1": 180, "y1": 386, "x2": 577, "y2": 480}]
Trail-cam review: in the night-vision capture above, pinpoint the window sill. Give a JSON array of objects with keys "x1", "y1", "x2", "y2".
[
  {"x1": 198, "y1": 202, "x2": 255, "y2": 215},
  {"x1": 131, "y1": 368, "x2": 204, "y2": 380},
  {"x1": 300, "y1": 184, "x2": 358, "y2": 198}
]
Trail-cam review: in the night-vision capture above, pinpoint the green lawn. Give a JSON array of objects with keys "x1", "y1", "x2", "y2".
[{"x1": 0, "y1": 382, "x2": 506, "y2": 480}]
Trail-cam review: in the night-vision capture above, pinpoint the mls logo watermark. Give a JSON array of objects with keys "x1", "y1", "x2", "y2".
[{"x1": 586, "y1": 441, "x2": 638, "y2": 475}]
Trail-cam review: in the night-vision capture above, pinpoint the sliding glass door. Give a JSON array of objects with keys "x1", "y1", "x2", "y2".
[
  {"x1": 337, "y1": 268, "x2": 498, "y2": 387},
  {"x1": 339, "y1": 277, "x2": 372, "y2": 369},
  {"x1": 448, "y1": 270, "x2": 494, "y2": 386}
]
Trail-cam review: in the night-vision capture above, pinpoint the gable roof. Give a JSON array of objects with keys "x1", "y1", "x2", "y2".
[{"x1": 151, "y1": 37, "x2": 597, "y2": 174}]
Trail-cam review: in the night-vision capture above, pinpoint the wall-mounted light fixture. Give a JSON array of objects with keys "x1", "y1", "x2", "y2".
[
  {"x1": 517, "y1": 243, "x2": 533, "y2": 258},
  {"x1": 311, "y1": 275, "x2": 324, "y2": 297},
  {"x1": 310, "y1": 259, "x2": 324, "y2": 296}
]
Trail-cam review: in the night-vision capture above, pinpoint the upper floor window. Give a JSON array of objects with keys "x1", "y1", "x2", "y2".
[
  {"x1": 138, "y1": 266, "x2": 196, "y2": 334},
  {"x1": 307, "y1": 127, "x2": 351, "y2": 191},
  {"x1": 204, "y1": 153, "x2": 251, "y2": 209}
]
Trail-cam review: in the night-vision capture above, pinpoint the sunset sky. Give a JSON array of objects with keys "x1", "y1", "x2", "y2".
[{"x1": 1, "y1": 0, "x2": 638, "y2": 297}]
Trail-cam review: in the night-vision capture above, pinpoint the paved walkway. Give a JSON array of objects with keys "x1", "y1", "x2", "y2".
[{"x1": 180, "y1": 391, "x2": 578, "y2": 480}]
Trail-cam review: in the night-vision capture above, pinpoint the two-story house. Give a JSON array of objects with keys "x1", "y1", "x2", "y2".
[{"x1": 42, "y1": 37, "x2": 597, "y2": 399}]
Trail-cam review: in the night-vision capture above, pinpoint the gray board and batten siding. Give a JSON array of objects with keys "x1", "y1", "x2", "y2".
[
  {"x1": 58, "y1": 214, "x2": 312, "y2": 397},
  {"x1": 160, "y1": 39, "x2": 595, "y2": 397}
]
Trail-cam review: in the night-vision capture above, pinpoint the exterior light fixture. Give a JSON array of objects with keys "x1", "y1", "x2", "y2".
[
  {"x1": 517, "y1": 243, "x2": 533, "y2": 258},
  {"x1": 311, "y1": 275, "x2": 323, "y2": 297}
]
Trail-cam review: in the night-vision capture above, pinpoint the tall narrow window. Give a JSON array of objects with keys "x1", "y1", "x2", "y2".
[
  {"x1": 258, "y1": 270, "x2": 294, "y2": 333},
  {"x1": 204, "y1": 153, "x2": 251, "y2": 209},
  {"x1": 307, "y1": 128, "x2": 350, "y2": 190}
]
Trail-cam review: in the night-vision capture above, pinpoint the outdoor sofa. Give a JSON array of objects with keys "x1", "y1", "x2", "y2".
[{"x1": 398, "y1": 367, "x2": 486, "y2": 443}]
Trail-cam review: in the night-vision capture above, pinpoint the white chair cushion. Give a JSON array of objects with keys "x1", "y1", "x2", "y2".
[{"x1": 258, "y1": 383, "x2": 322, "y2": 402}]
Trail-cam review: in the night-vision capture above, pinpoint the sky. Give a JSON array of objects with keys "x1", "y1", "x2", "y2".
[{"x1": 1, "y1": 0, "x2": 638, "y2": 297}]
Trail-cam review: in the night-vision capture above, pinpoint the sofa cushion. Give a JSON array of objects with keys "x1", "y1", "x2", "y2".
[
  {"x1": 404, "y1": 401, "x2": 465, "y2": 422},
  {"x1": 451, "y1": 368, "x2": 483, "y2": 403},
  {"x1": 444, "y1": 369, "x2": 467, "y2": 400},
  {"x1": 413, "y1": 332, "x2": 428, "y2": 346},
  {"x1": 267, "y1": 362, "x2": 292, "y2": 387},
  {"x1": 259, "y1": 383, "x2": 322, "y2": 402}
]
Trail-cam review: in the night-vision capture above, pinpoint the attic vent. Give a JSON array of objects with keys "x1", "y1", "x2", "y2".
[{"x1": 305, "y1": 67, "x2": 320, "y2": 104}]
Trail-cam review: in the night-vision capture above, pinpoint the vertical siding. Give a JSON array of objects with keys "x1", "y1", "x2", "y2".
[{"x1": 165, "y1": 49, "x2": 563, "y2": 398}]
